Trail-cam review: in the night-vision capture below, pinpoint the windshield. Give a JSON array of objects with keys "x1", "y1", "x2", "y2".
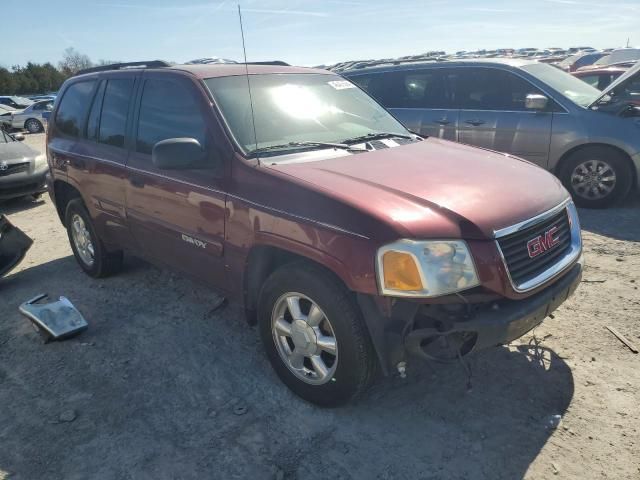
[
  {"x1": 521, "y1": 63, "x2": 601, "y2": 107},
  {"x1": 204, "y1": 73, "x2": 408, "y2": 155}
]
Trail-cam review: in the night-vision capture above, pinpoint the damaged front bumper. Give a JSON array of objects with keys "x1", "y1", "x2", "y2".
[
  {"x1": 0, "y1": 215, "x2": 33, "y2": 278},
  {"x1": 358, "y1": 261, "x2": 583, "y2": 375}
]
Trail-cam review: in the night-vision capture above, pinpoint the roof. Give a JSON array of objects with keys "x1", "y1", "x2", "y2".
[
  {"x1": 340, "y1": 57, "x2": 536, "y2": 75},
  {"x1": 169, "y1": 63, "x2": 331, "y2": 78}
]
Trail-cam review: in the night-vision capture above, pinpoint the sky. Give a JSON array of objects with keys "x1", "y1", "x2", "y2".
[{"x1": 2, "y1": 0, "x2": 638, "y2": 68}]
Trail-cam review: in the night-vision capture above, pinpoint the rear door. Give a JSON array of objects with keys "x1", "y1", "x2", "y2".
[
  {"x1": 49, "y1": 74, "x2": 136, "y2": 249},
  {"x1": 350, "y1": 69, "x2": 458, "y2": 140},
  {"x1": 125, "y1": 71, "x2": 227, "y2": 289},
  {"x1": 451, "y1": 67, "x2": 553, "y2": 167}
]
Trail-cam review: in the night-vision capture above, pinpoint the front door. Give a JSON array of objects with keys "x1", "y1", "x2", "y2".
[
  {"x1": 125, "y1": 72, "x2": 227, "y2": 289},
  {"x1": 451, "y1": 67, "x2": 553, "y2": 167}
]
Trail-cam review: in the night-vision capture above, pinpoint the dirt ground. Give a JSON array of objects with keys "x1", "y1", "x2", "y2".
[{"x1": 0, "y1": 133, "x2": 638, "y2": 480}]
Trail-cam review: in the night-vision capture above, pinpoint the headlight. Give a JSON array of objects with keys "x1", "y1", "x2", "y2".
[
  {"x1": 34, "y1": 154, "x2": 47, "y2": 169},
  {"x1": 376, "y1": 240, "x2": 480, "y2": 297}
]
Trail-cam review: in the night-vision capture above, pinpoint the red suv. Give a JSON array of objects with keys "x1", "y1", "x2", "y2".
[{"x1": 47, "y1": 61, "x2": 583, "y2": 406}]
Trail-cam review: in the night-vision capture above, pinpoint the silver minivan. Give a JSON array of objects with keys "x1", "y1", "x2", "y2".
[{"x1": 343, "y1": 59, "x2": 640, "y2": 208}]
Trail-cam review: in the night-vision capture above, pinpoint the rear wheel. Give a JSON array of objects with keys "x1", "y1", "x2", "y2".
[
  {"x1": 24, "y1": 118, "x2": 43, "y2": 134},
  {"x1": 65, "y1": 198, "x2": 123, "y2": 278},
  {"x1": 258, "y1": 262, "x2": 376, "y2": 406},
  {"x1": 559, "y1": 146, "x2": 633, "y2": 208}
]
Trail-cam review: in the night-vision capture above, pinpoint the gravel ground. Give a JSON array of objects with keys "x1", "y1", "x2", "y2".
[{"x1": 0, "y1": 133, "x2": 638, "y2": 480}]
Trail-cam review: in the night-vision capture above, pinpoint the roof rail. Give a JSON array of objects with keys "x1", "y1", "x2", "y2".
[
  {"x1": 76, "y1": 60, "x2": 171, "y2": 76},
  {"x1": 243, "y1": 61, "x2": 290, "y2": 66},
  {"x1": 334, "y1": 57, "x2": 448, "y2": 72}
]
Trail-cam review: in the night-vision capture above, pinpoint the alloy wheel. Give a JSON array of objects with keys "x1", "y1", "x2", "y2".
[
  {"x1": 570, "y1": 159, "x2": 616, "y2": 200},
  {"x1": 271, "y1": 292, "x2": 338, "y2": 385},
  {"x1": 71, "y1": 214, "x2": 95, "y2": 266}
]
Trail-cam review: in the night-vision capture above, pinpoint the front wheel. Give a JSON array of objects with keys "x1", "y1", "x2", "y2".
[
  {"x1": 559, "y1": 147, "x2": 633, "y2": 208},
  {"x1": 258, "y1": 263, "x2": 377, "y2": 407}
]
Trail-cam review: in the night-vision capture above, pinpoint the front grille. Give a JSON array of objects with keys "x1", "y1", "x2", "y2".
[
  {"x1": 497, "y1": 208, "x2": 571, "y2": 286},
  {"x1": 0, "y1": 162, "x2": 29, "y2": 177}
]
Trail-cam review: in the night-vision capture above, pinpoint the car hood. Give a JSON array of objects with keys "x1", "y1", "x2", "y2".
[
  {"x1": 267, "y1": 138, "x2": 569, "y2": 240},
  {"x1": 589, "y1": 61, "x2": 640, "y2": 107},
  {"x1": 0, "y1": 141, "x2": 39, "y2": 162}
]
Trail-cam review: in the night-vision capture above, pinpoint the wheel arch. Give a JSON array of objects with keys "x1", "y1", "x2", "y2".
[
  {"x1": 53, "y1": 179, "x2": 83, "y2": 225},
  {"x1": 242, "y1": 243, "x2": 353, "y2": 325},
  {"x1": 554, "y1": 143, "x2": 638, "y2": 189}
]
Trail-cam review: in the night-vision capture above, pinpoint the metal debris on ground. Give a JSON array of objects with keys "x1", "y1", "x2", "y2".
[
  {"x1": 19, "y1": 294, "x2": 88, "y2": 343},
  {"x1": 605, "y1": 326, "x2": 639, "y2": 354}
]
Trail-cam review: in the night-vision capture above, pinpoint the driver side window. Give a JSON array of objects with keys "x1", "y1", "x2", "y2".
[{"x1": 136, "y1": 79, "x2": 207, "y2": 155}]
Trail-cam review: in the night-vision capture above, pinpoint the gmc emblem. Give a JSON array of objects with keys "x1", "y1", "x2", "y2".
[{"x1": 527, "y1": 226, "x2": 560, "y2": 258}]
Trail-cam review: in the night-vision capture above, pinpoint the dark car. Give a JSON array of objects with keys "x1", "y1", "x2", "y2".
[
  {"x1": 47, "y1": 61, "x2": 582, "y2": 406},
  {"x1": 0, "y1": 130, "x2": 48, "y2": 201},
  {"x1": 343, "y1": 59, "x2": 640, "y2": 208}
]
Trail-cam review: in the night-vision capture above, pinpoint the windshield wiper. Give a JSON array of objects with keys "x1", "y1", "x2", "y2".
[
  {"x1": 250, "y1": 141, "x2": 366, "y2": 157},
  {"x1": 341, "y1": 132, "x2": 415, "y2": 144}
]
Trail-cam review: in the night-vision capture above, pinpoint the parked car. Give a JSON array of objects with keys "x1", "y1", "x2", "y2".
[
  {"x1": 3, "y1": 100, "x2": 53, "y2": 133},
  {"x1": 343, "y1": 58, "x2": 640, "y2": 208},
  {"x1": 0, "y1": 129, "x2": 48, "y2": 201},
  {"x1": 0, "y1": 104, "x2": 17, "y2": 129},
  {"x1": 591, "y1": 48, "x2": 640, "y2": 68},
  {"x1": 558, "y1": 52, "x2": 606, "y2": 72},
  {"x1": 0, "y1": 96, "x2": 33, "y2": 109},
  {"x1": 572, "y1": 65, "x2": 629, "y2": 90},
  {"x1": 47, "y1": 61, "x2": 583, "y2": 406}
]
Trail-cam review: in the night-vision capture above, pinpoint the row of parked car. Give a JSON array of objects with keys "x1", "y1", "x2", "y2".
[{"x1": 0, "y1": 94, "x2": 56, "y2": 133}]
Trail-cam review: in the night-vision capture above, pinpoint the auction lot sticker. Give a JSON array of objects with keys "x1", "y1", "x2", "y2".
[{"x1": 328, "y1": 80, "x2": 355, "y2": 90}]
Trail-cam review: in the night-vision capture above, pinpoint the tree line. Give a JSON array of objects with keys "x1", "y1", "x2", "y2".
[{"x1": 0, "y1": 48, "x2": 118, "y2": 96}]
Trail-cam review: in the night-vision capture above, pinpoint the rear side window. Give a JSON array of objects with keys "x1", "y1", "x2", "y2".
[
  {"x1": 86, "y1": 80, "x2": 106, "y2": 141},
  {"x1": 136, "y1": 78, "x2": 206, "y2": 155},
  {"x1": 99, "y1": 78, "x2": 134, "y2": 148},
  {"x1": 450, "y1": 68, "x2": 543, "y2": 111},
  {"x1": 384, "y1": 70, "x2": 449, "y2": 109},
  {"x1": 55, "y1": 81, "x2": 96, "y2": 137}
]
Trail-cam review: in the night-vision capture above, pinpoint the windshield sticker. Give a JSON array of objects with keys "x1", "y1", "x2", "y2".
[{"x1": 328, "y1": 80, "x2": 355, "y2": 90}]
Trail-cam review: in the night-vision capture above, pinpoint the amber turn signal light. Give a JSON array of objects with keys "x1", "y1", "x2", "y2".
[{"x1": 382, "y1": 251, "x2": 423, "y2": 291}]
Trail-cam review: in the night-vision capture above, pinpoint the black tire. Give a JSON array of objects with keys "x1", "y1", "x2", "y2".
[
  {"x1": 65, "y1": 198, "x2": 123, "y2": 278},
  {"x1": 25, "y1": 118, "x2": 43, "y2": 134},
  {"x1": 258, "y1": 262, "x2": 377, "y2": 407},
  {"x1": 558, "y1": 146, "x2": 633, "y2": 208}
]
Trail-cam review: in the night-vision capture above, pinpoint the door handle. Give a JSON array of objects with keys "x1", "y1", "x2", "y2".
[
  {"x1": 130, "y1": 177, "x2": 145, "y2": 188},
  {"x1": 434, "y1": 118, "x2": 451, "y2": 125},
  {"x1": 465, "y1": 119, "x2": 485, "y2": 126}
]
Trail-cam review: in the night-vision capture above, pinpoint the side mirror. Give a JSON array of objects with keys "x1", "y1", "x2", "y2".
[
  {"x1": 152, "y1": 138, "x2": 206, "y2": 170},
  {"x1": 12, "y1": 133, "x2": 25, "y2": 141},
  {"x1": 525, "y1": 93, "x2": 549, "y2": 110}
]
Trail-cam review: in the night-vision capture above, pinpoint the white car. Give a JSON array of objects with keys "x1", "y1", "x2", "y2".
[{"x1": 3, "y1": 100, "x2": 53, "y2": 133}]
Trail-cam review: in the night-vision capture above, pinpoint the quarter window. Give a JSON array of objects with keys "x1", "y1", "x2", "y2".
[
  {"x1": 55, "y1": 81, "x2": 96, "y2": 137},
  {"x1": 136, "y1": 79, "x2": 206, "y2": 155},
  {"x1": 99, "y1": 78, "x2": 134, "y2": 148}
]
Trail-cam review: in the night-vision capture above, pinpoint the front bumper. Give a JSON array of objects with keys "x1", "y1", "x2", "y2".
[
  {"x1": 0, "y1": 168, "x2": 47, "y2": 201},
  {"x1": 357, "y1": 261, "x2": 583, "y2": 375}
]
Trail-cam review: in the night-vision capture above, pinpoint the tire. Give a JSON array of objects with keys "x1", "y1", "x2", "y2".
[
  {"x1": 558, "y1": 146, "x2": 633, "y2": 208},
  {"x1": 65, "y1": 198, "x2": 123, "y2": 278},
  {"x1": 258, "y1": 262, "x2": 377, "y2": 407},
  {"x1": 24, "y1": 118, "x2": 43, "y2": 134}
]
